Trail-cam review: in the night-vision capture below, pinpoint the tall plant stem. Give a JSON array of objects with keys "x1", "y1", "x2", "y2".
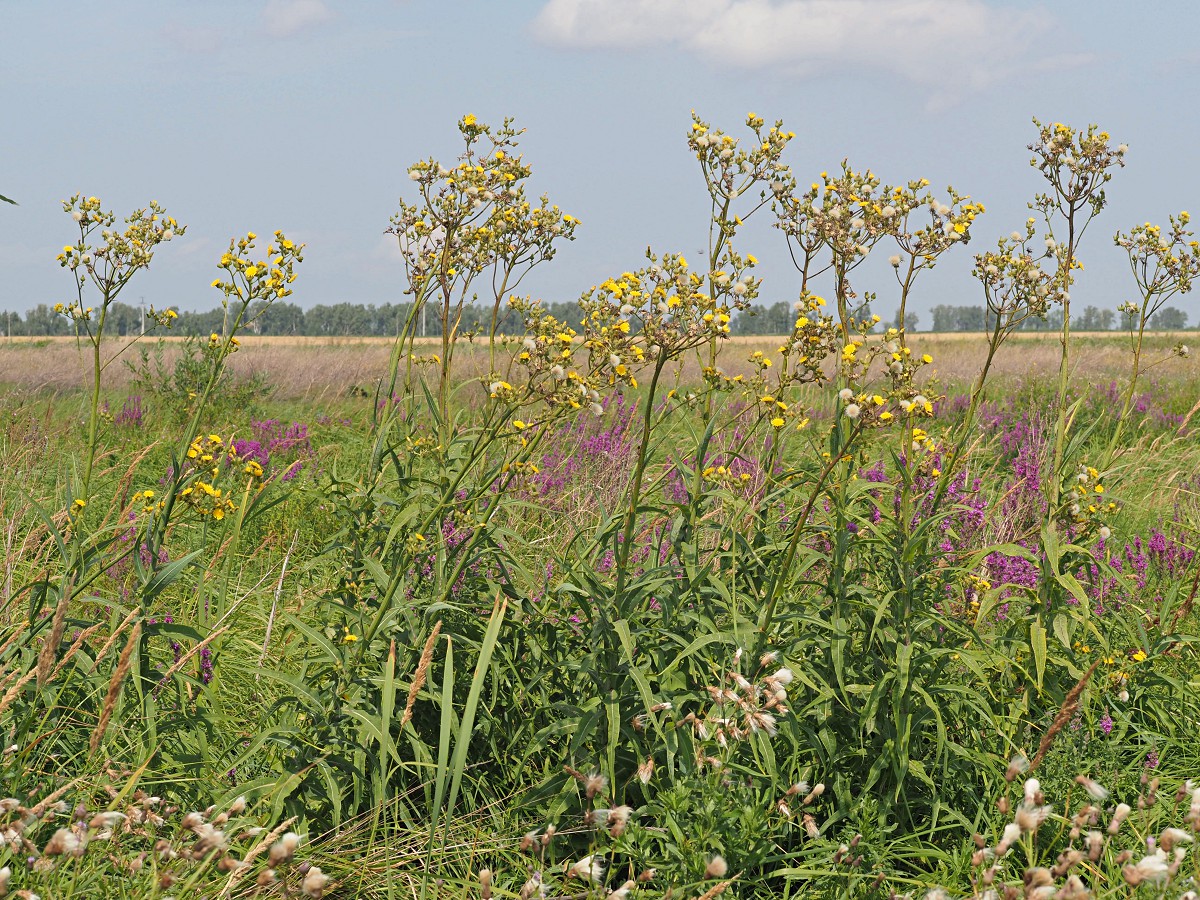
[
  {"x1": 81, "y1": 301, "x2": 108, "y2": 499},
  {"x1": 1102, "y1": 313, "x2": 1148, "y2": 469},
  {"x1": 1046, "y1": 212, "x2": 1077, "y2": 514},
  {"x1": 615, "y1": 357, "x2": 666, "y2": 598},
  {"x1": 755, "y1": 420, "x2": 864, "y2": 647},
  {"x1": 701, "y1": 197, "x2": 731, "y2": 423}
]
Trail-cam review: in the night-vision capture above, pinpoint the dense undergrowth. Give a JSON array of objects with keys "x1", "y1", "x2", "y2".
[{"x1": 1, "y1": 115, "x2": 1200, "y2": 898}]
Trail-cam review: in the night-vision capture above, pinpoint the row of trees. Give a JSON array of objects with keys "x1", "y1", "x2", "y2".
[
  {"x1": 924, "y1": 303, "x2": 1188, "y2": 333},
  {"x1": 0, "y1": 300, "x2": 1190, "y2": 337}
]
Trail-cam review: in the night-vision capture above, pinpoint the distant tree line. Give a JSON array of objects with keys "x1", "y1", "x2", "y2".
[
  {"x1": 0, "y1": 300, "x2": 589, "y2": 338},
  {"x1": 0, "y1": 299, "x2": 1191, "y2": 337},
  {"x1": 923, "y1": 303, "x2": 1188, "y2": 333}
]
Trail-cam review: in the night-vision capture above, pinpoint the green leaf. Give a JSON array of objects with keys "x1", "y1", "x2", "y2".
[
  {"x1": 1051, "y1": 612, "x2": 1071, "y2": 649},
  {"x1": 1031, "y1": 619, "x2": 1047, "y2": 690},
  {"x1": 1040, "y1": 523, "x2": 1060, "y2": 576},
  {"x1": 1054, "y1": 571, "x2": 1091, "y2": 610},
  {"x1": 445, "y1": 595, "x2": 507, "y2": 819},
  {"x1": 142, "y1": 550, "x2": 205, "y2": 600}
]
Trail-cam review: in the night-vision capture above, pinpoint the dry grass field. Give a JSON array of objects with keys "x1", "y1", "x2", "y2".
[{"x1": 0, "y1": 330, "x2": 1192, "y2": 400}]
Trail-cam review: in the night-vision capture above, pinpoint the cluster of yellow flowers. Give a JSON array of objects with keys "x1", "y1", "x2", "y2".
[
  {"x1": 891, "y1": 188, "x2": 985, "y2": 272},
  {"x1": 211, "y1": 231, "x2": 303, "y2": 307},
  {"x1": 1115, "y1": 212, "x2": 1200, "y2": 316},
  {"x1": 133, "y1": 489, "x2": 159, "y2": 515},
  {"x1": 1067, "y1": 464, "x2": 1118, "y2": 535},
  {"x1": 687, "y1": 111, "x2": 795, "y2": 213},
  {"x1": 56, "y1": 196, "x2": 183, "y2": 278},
  {"x1": 179, "y1": 480, "x2": 235, "y2": 521},
  {"x1": 497, "y1": 296, "x2": 611, "y2": 416},
  {"x1": 52, "y1": 300, "x2": 95, "y2": 322},
  {"x1": 777, "y1": 165, "x2": 976, "y2": 280},
  {"x1": 176, "y1": 434, "x2": 261, "y2": 521},
  {"x1": 973, "y1": 217, "x2": 1063, "y2": 324},
  {"x1": 775, "y1": 166, "x2": 983, "y2": 353},
  {"x1": 580, "y1": 250, "x2": 742, "y2": 378},
  {"x1": 1028, "y1": 120, "x2": 1127, "y2": 203},
  {"x1": 54, "y1": 197, "x2": 185, "y2": 334},
  {"x1": 389, "y1": 115, "x2": 578, "y2": 300},
  {"x1": 700, "y1": 463, "x2": 755, "y2": 487}
]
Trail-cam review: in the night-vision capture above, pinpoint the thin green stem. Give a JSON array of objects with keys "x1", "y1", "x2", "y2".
[{"x1": 616, "y1": 357, "x2": 667, "y2": 598}]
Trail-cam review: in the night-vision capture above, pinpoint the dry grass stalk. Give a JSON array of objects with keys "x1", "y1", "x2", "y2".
[
  {"x1": 0, "y1": 625, "x2": 27, "y2": 671},
  {"x1": 400, "y1": 621, "x2": 442, "y2": 730},
  {"x1": 217, "y1": 814, "x2": 298, "y2": 898},
  {"x1": 2, "y1": 493, "x2": 36, "y2": 608},
  {"x1": 29, "y1": 777, "x2": 84, "y2": 819},
  {"x1": 1179, "y1": 395, "x2": 1200, "y2": 435},
  {"x1": 89, "y1": 608, "x2": 142, "y2": 673},
  {"x1": 90, "y1": 623, "x2": 141, "y2": 753},
  {"x1": 4, "y1": 332, "x2": 1194, "y2": 398},
  {"x1": 49, "y1": 623, "x2": 103, "y2": 681},
  {"x1": 158, "y1": 625, "x2": 231, "y2": 684},
  {"x1": 258, "y1": 531, "x2": 298, "y2": 667},
  {"x1": 0, "y1": 668, "x2": 39, "y2": 717},
  {"x1": 696, "y1": 876, "x2": 738, "y2": 900},
  {"x1": 1030, "y1": 660, "x2": 1100, "y2": 771},
  {"x1": 35, "y1": 580, "x2": 73, "y2": 687},
  {"x1": 112, "y1": 442, "x2": 161, "y2": 515}
]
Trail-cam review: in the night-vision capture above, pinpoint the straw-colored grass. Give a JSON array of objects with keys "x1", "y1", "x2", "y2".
[{"x1": 0, "y1": 331, "x2": 1193, "y2": 400}]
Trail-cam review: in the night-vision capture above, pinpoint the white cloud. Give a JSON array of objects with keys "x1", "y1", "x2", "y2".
[
  {"x1": 530, "y1": 0, "x2": 1087, "y2": 93},
  {"x1": 262, "y1": 0, "x2": 334, "y2": 38}
]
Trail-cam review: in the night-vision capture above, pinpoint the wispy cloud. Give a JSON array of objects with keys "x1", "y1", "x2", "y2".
[
  {"x1": 531, "y1": 0, "x2": 1089, "y2": 97},
  {"x1": 262, "y1": 0, "x2": 334, "y2": 38}
]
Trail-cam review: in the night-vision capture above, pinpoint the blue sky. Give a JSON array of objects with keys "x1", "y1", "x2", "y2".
[{"x1": 3, "y1": 0, "x2": 1199, "y2": 325}]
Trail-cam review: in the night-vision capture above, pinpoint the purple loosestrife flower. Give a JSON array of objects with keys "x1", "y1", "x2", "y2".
[{"x1": 114, "y1": 395, "x2": 144, "y2": 429}]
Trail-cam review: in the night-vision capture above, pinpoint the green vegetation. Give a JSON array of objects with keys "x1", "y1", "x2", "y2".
[{"x1": 1, "y1": 115, "x2": 1199, "y2": 899}]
